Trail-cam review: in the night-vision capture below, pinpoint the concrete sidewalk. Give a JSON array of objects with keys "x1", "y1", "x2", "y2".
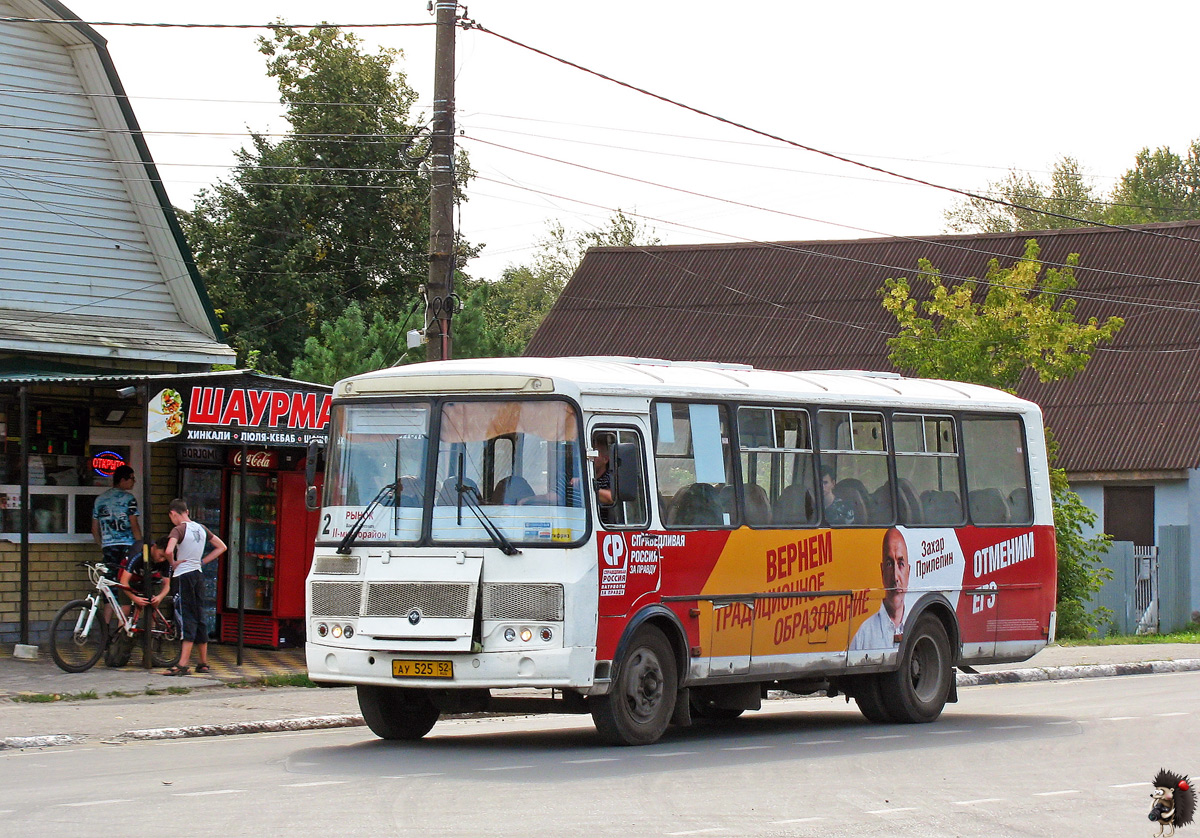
[{"x1": 2, "y1": 642, "x2": 1199, "y2": 748}]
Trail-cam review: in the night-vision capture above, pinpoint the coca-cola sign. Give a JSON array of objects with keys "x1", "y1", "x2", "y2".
[{"x1": 228, "y1": 449, "x2": 279, "y2": 470}]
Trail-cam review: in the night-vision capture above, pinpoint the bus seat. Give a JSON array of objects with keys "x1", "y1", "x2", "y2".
[
  {"x1": 897, "y1": 479, "x2": 923, "y2": 526},
  {"x1": 869, "y1": 484, "x2": 894, "y2": 524},
  {"x1": 667, "y1": 483, "x2": 724, "y2": 527},
  {"x1": 834, "y1": 479, "x2": 870, "y2": 524},
  {"x1": 773, "y1": 483, "x2": 814, "y2": 525},
  {"x1": 489, "y1": 475, "x2": 534, "y2": 505},
  {"x1": 921, "y1": 490, "x2": 962, "y2": 525},
  {"x1": 1008, "y1": 488, "x2": 1031, "y2": 522},
  {"x1": 744, "y1": 484, "x2": 772, "y2": 526},
  {"x1": 436, "y1": 476, "x2": 479, "y2": 506},
  {"x1": 969, "y1": 488, "x2": 1010, "y2": 524}
]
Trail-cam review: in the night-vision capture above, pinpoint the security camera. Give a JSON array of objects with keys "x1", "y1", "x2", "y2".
[{"x1": 117, "y1": 386, "x2": 137, "y2": 398}]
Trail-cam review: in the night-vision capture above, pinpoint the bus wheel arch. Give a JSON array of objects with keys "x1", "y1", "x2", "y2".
[{"x1": 591, "y1": 608, "x2": 686, "y2": 745}]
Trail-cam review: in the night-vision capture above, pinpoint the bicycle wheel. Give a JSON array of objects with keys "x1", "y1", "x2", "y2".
[
  {"x1": 49, "y1": 600, "x2": 109, "y2": 673},
  {"x1": 150, "y1": 607, "x2": 182, "y2": 668}
]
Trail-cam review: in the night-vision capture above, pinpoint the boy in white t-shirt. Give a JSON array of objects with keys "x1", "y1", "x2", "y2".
[{"x1": 164, "y1": 498, "x2": 226, "y2": 676}]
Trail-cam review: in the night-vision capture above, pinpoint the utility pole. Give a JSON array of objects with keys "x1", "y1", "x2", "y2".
[{"x1": 425, "y1": 2, "x2": 457, "y2": 361}]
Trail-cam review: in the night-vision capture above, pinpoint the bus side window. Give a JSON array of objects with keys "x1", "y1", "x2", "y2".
[
  {"x1": 652, "y1": 402, "x2": 735, "y2": 529},
  {"x1": 593, "y1": 428, "x2": 648, "y2": 530},
  {"x1": 962, "y1": 415, "x2": 1031, "y2": 525}
]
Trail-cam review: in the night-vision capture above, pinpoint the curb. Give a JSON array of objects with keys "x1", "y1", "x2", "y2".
[
  {"x1": 955, "y1": 658, "x2": 1200, "y2": 687},
  {"x1": 120, "y1": 714, "x2": 365, "y2": 741},
  {"x1": 6, "y1": 658, "x2": 1200, "y2": 749}
]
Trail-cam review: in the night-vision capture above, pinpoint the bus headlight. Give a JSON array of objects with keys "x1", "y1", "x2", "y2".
[
  {"x1": 343, "y1": 624, "x2": 354, "y2": 639},
  {"x1": 540, "y1": 627, "x2": 553, "y2": 642},
  {"x1": 520, "y1": 628, "x2": 533, "y2": 643},
  {"x1": 504, "y1": 627, "x2": 516, "y2": 642},
  {"x1": 331, "y1": 625, "x2": 343, "y2": 639},
  {"x1": 316, "y1": 623, "x2": 328, "y2": 637}
]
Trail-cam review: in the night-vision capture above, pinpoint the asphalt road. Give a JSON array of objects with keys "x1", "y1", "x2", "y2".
[{"x1": 2, "y1": 672, "x2": 1197, "y2": 837}]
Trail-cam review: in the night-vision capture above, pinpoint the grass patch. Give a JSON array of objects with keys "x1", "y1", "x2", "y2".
[
  {"x1": 143, "y1": 688, "x2": 163, "y2": 696},
  {"x1": 1058, "y1": 622, "x2": 1200, "y2": 647},
  {"x1": 166, "y1": 686, "x2": 191, "y2": 695},
  {"x1": 105, "y1": 690, "x2": 136, "y2": 698},
  {"x1": 228, "y1": 672, "x2": 316, "y2": 689},
  {"x1": 12, "y1": 689, "x2": 98, "y2": 703}
]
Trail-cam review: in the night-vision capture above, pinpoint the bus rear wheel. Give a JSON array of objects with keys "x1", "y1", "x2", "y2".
[
  {"x1": 591, "y1": 625, "x2": 677, "y2": 745},
  {"x1": 880, "y1": 615, "x2": 952, "y2": 723},
  {"x1": 850, "y1": 674, "x2": 894, "y2": 723},
  {"x1": 357, "y1": 685, "x2": 440, "y2": 740}
]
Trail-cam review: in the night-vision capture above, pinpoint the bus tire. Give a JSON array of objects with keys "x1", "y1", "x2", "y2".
[
  {"x1": 357, "y1": 685, "x2": 440, "y2": 740},
  {"x1": 591, "y1": 625, "x2": 677, "y2": 745},
  {"x1": 879, "y1": 615, "x2": 952, "y2": 723},
  {"x1": 851, "y1": 674, "x2": 894, "y2": 723}
]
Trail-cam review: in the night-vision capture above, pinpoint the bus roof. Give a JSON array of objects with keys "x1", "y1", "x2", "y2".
[{"x1": 337, "y1": 357, "x2": 1037, "y2": 413}]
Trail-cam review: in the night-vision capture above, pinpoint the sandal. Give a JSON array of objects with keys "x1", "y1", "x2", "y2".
[
  {"x1": 164, "y1": 665, "x2": 190, "y2": 676},
  {"x1": 194, "y1": 664, "x2": 212, "y2": 674}
]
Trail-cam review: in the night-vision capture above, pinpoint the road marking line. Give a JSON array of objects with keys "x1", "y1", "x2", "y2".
[
  {"x1": 1155, "y1": 712, "x2": 1188, "y2": 717},
  {"x1": 57, "y1": 799, "x2": 132, "y2": 808},
  {"x1": 476, "y1": 765, "x2": 534, "y2": 772},
  {"x1": 864, "y1": 734, "x2": 908, "y2": 740},
  {"x1": 992, "y1": 725, "x2": 1031, "y2": 730},
  {"x1": 1045, "y1": 721, "x2": 1076, "y2": 725},
  {"x1": 1101, "y1": 716, "x2": 1137, "y2": 721},
  {"x1": 798, "y1": 739, "x2": 843, "y2": 745},
  {"x1": 930, "y1": 729, "x2": 965, "y2": 735},
  {"x1": 283, "y1": 781, "x2": 348, "y2": 787},
  {"x1": 1034, "y1": 790, "x2": 1079, "y2": 797},
  {"x1": 866, "y1": 807, "x2": 917, "y2": 815},
  {"x1": 646, "y1": 751, "x2": 697, "y2": 758},
  {"x1": 722, "y1": 745, "x2": 772, "y2": 751},
  {"x1": 565, "y1": 758, "x2": 621, "y2": 764},
  {"x1": 773, "y1": 817, "x2": 825, "y2": 824},
  {"x1": 1111, "y1": 782, "x2": 1147, "y2": 788},
  {"x1": 381, "y1": 773, "x2": 444, "y2": 779},
  {"x1": 954, "y1": 798, "x2": 1006, "y2": 806},
  {"x1": 173, "y1": 789, "x2": 247, "y2": 797},
  {"x1": 666, "y1": 829, "x2": 724, "y2": 836}
]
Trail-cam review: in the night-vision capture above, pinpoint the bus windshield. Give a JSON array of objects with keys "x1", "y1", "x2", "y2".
[{"x1": 319, "y1": 398, "x2": 586, "y2": 547}]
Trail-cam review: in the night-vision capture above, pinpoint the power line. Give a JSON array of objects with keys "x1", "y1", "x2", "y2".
[
  {"x1": 0, "y1": 17, "x2": 435, "y2": 30},
  {"x1": 474, "y1": 24, "x2": 1200, "y2": 247}
]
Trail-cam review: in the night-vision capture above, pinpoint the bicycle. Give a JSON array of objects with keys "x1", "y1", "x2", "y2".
[{"x1": 48, "y1": 562, "x2": 182, "y2": 673}]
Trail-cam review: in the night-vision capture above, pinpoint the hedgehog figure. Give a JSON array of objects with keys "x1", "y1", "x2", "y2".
[{"x1": 1150, "y1": 769, "x2": 1197, "y2": 837}]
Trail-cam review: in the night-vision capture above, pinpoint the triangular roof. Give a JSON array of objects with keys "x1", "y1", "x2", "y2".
[
  {"x1": 527, "y1": 220, "x2": 1200, "y2": 475},
  {"x1": 0, "y1": 0, "x2": 234, "y2": 366}
]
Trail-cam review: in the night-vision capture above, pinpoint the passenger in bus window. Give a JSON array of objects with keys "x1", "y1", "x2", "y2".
[
  {"x1": 820, "y1": 466, "x2": 856, "y2": 525},
  {"x1": 592, "y1": 438, "x2": 613, "y2": 506},
  {"x1": 849, "y1": 527, "x2": 910, "y2": 651}
]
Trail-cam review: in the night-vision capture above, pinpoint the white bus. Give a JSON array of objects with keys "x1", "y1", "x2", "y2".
[{"x1": 305, "y1": 357, "x2": 1056, "y2": 745}]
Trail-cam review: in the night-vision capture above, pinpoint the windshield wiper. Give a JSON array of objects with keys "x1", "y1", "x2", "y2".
[
  {"x1": 337, "y1": 482, "x2": 395, "y2": 555},
  {"x1": 456, "y1": 478, "x2": 521, "y2": 556}
]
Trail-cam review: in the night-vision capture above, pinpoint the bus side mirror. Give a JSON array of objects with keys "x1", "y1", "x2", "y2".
[
  {"x1": 305, "y1": 439, "x2": 324, "y2": 511},
  {"x1": 611, "y1": 442, "x2": 644, "y2": 504}
]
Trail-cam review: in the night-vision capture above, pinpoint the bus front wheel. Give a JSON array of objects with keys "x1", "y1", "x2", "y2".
[
  {"x1": 591, "y1": 625, "x2": 677, "y2": 745},
  {"x1": 879, "y1": 615, "x2": 952, "y2": 723},
  {"x1": 357, "y1": 685, "x2": 440, "y2": 740}
]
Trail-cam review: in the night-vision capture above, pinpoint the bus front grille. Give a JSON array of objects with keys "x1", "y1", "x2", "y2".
[
  {"x1": 363, "y1": 582, "x2": 474, "y2": 618},
  {"x1": 311, "y1": 582, "x2": 363, "y2": 617},
  {"x1": 482, "y1": 584, "x2": 564, "y2": 621}
]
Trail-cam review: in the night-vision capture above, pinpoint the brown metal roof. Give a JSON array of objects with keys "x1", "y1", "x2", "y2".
[{"x1": 526, "y1": 220, "x2": 1200, "y2": 473}]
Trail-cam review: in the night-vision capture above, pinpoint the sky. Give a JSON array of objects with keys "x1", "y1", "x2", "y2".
[{"x1": 62, "y1": 1, "x2": 1200, "y2": 282}]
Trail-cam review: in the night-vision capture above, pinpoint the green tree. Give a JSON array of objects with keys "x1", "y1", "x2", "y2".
[
  {"x1": 291, "y1": 301, "x2": 417, "y2": 385},
  {"x1": 183, "y1": 25, "x2": 471, "y2": 375},
  {"x1": 881, "y1": 239, "x2": 1125, "y2": 637},
  {"x1": 944, "y1": 156, "x2": 1108, "y2": 233},
  {"x1": 1106, "y1": 141, "x2": 1200, "y2": 224},
  {"x1": 452, "y1": 210, "x2": 660, "y2": 358}
]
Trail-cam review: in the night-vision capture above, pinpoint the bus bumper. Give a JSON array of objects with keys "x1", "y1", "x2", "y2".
[{"x1": 306, "y1": 642, "x2": 598, "y2": 691}]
